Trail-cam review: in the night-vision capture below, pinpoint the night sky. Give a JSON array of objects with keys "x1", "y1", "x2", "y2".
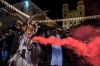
[
  {"x1": 0, "y1": 0, "x2": 79, "y2": 19},
  {"x1": 0, "y1": 0, "x2": 100, "y2": 19}
]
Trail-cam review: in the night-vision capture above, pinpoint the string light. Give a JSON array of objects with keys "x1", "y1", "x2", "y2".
[
  {"x1": 0, "y1": 0, "x2": 100, "y2": 23},
  {"x1": 0, "y1": 0, "x2": 30, "y2": 18},
  {"x1": 38, "y1": 15, "x2": 100, "y2": 22}
]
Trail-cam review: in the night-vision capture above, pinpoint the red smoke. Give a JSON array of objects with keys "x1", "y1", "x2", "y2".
[
  {"x1": 32, "y1": 30, "x2": 100, "y2": 66},
  {"x1": 70, "y1": 25, "x2": 100, "y2": 41},
  {"x1": 31, "y1": 0, "x2": 100, "y2": 65}
]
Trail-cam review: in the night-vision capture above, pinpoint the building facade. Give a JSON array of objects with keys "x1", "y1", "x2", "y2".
[
  {"x1": 62, "y1": 0, "x2": 85, "y2": 30},
  {"x1": 0, "y1": 0, "x2": 56, "y2": 29}
]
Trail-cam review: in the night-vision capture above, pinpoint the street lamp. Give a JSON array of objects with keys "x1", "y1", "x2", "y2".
[
  {"x1": 24, "y1": 0, "x2": 29, "y2": 14},
  {"x1": 25, "y1": 1, "x2": 29, "y2": 7}
]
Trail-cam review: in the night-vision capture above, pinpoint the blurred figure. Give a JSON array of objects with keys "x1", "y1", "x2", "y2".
[
  {"x1": 45, "y1": 30, "x2": 52, "y2": 62},
  {"x1": 0, "y1": 38, "x2": 2, "y2": 61},
  {"x1": 39, "y1": 31, "x2": 47, "y2": 63},
  {"x1": 1, "y1": 36, "x2": 8, "y2": 62},
  {"x1": 50, "y1": 30, "x2": 63, "y2": 66},
  {"x1": 6, "y1": 30, "x2": 14, "y2": 51}
]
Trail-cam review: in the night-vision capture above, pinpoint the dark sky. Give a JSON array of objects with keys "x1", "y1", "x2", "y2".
[
  {"x1": 0, "y1": 0, "x2": 79, "y2": 19},
  {"x1": 31, "y1": 0, "x2": 79, "y2": 19},
  {"x1": 0, "y1": 0, "x2": 100, "y2": 19}
]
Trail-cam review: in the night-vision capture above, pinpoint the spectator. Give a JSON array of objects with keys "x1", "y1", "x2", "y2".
[
  {"x1": 0, "y1": 38, "x2": 2, "y2": 61},
  {"x1": 50, "y1": 30, "x2": 63, "y2": 66},
  {"x1": 45, "y1": 30, "x2": 52, "y2": 62},
  {"x1": 1, "y1": 36, "x2": 8, "y2": 62}
]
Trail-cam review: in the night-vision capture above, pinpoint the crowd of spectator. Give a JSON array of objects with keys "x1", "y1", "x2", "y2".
[
  {"x1": 0, "y1": 29, "x2": 79, "y2": 66},
  {"x1": 0, "y1": 30, "x2": 15, "y2": 63}
]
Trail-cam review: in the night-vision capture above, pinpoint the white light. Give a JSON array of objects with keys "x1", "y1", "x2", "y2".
[{"x1": 25, "y1": 1, "x2": 29, "y2": 6}]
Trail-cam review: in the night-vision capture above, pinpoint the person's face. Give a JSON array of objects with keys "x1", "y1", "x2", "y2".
[
  {"x1": 47, "y1": 31, "x2": 50, "y2": 36},
  {"x1": 25, "y1": 28, "x2": 33, "y2": 38},
  {"x1": 42, "y1": 33, "x2": 45, "y2": 37}
]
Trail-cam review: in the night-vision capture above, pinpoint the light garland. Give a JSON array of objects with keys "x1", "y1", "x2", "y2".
[
  {"x1": 38, "y1": 15, "x2": 100, "y2": 22},
  {"x1": 0, "y1": 0, "x2": 30, "y2": 18},
  {"x1": 0, "y1": 0, "x2": 100, "y2": 23}
]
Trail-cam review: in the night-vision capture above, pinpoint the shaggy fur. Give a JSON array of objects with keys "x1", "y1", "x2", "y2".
[
  {"x1": 6, "y1": 33, "x2": 41, "y2": 66},
  {"x1": 0, "y1": 3, "x2": 47, "y2": 66}
]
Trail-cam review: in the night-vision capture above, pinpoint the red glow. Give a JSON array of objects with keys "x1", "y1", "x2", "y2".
[
  {"x1": 32, "y1": 35, "x2": 100, "y2": 66},
  {"x1": 70, "y1": 25, "x2": 100, "y2": 41}
]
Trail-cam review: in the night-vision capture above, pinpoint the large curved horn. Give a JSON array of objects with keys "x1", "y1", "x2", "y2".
[
  {"x1": 0, "y1": 0, "x2": 30, "y2": 18},
  {"x1": 11, "y1": 13, "x2": 26, "y2": 22},
  {"x1": 42, "y1": 10, "x2": 50, "y2": 15},
  {"x1": 29, "y1": 14, "x2": 41, "y2": 23},
  {"x1": 14, "y1": 19, "x2": 27, "y2": 29},
  {"x1": 14, "y1": 20, "x2": 24, "y2": 29},
  {"x1": 0, "y1": 8, "x2": 10, "y2": 14},
  {"x1": 31, "y1": 20, "x2": 38, "y2": 25},
  {"x1": 0, "y1": 8, "x2": 26, "y2": 22},
  {"x1": 29, "y1": 10, "x2": 49, "y2": 23},
  {"x1": 16, "y1": 20, "x2": 23, "y2": 25},
  {"x1": 14, "y1": 26, "x2": 21, "y2": 29}
]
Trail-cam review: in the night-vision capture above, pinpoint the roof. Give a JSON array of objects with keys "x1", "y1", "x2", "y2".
[{"x1": 0, "y1": 0, "x2": 46, "y2": 16}]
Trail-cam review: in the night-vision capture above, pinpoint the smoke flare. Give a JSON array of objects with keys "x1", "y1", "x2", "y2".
[
  {"x1": 70, "y1": 25, "x2": 100, "y2": 41},
  {"x1": 32, "y1": 35, "x2": 100, "y2": 66}
]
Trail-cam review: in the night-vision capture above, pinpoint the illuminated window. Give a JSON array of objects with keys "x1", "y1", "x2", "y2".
[{"x1": 0, "y1": 22, "x2": 2, "y2": 26}]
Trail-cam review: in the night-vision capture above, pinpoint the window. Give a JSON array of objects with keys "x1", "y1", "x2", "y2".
[
  {"x1": 65, "y1": 22, "x2": 66, "y2": 25},
  {"x1": 21, "y1": 6, "x2": 24, "y2": 12},
  {"x1": 64, "y1": 14, "x2": 66, "y2": 17},
  {"x1": 80, "y1": 2, "x2": 82, "y2": 4},
  {"x1": 0, "y1": 22, "x2": 2, "y2": 26},
  {"x1": 5, "y1": 21, "x2": 9, "y2": 27},
  {"x1": 0, "y1": 10, "x2": 2, "y2": 17},
  {"x1": 70, "y1": 22, "x2": 72, "y2": 24},
  {"x1": 80, "y1": 12, "x2": 82, "y2": 15},
  {"x1": 12, "y1": 20, "x2": 16, "y2": 26},
  {"x1": 69, "y1": 15, "x2": 71, "y2": 18},
  {"x1": 74, "y1": 22, "x2": 76, "y2": 24},
  {"x1": 74, "y1": 15, "x2": 76, "y2": 17},
  {"x1": 80, "y1": 7, "x2": 82, "y2": 9},
  {"x1": 33, "y1": 8, "x2": 36, "y2": 14},
  {"x1": 6, "y1": 10, "x2": 9, "y2": 16}
]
